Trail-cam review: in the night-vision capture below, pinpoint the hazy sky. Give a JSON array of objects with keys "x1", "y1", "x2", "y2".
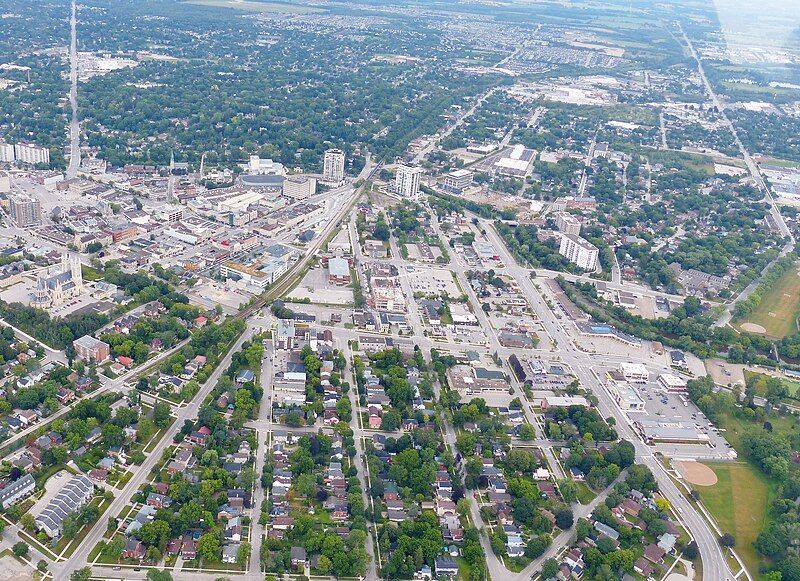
[{"x1": 713, "y1": 0, "x2": 800, "y2": 51}]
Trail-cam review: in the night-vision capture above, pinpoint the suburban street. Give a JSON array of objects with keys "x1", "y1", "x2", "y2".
[{"x1": 51, "y1": 326, "x2": 258, "y2": 581}]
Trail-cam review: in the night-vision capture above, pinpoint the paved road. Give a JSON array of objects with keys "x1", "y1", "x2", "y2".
[
  {"x1": 342, "y1": 340, "x2": 379, "y2": 581},
  {"x1": 412, "y1": 88, "x2": 498, "y2": 165},
  {"x1": 479, "y1": 216, "x2": 741, "y2": 581},
  {"x1": 66, "y1": 0, "x2": 80, "y2": 178},
  {"x1": 675, "y1": 23, "x2": 796, "y2": 329},
  {"x1": 51, "y1": 326, "x2": 257, "y2": 581},
  {"x1": 246, "y1": 339, "x2": 273, "y2": 579}
]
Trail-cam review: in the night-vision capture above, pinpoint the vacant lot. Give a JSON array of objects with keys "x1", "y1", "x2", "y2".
[
  {"x1": 702, "y1": 462, "x2": 775, "y2": 579},
  {"x1": 737, "y1": 266, "x2": 800, "y2": 338}
]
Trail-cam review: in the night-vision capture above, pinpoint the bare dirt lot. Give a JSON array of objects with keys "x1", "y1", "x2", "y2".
[{"x1": 677, "y1": 460, "x2": 718, "y2": 486}]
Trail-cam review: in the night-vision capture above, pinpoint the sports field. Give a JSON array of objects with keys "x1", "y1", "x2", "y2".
[
  {"x1": 701, "y1": 462, "x2": 775, "y2": 578},
  {"x1": 737, "y1": 265, "x2": 800, "y2": 338}
]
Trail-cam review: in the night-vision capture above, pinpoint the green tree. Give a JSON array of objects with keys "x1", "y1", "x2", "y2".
[
  {"x1": 198, "y1": 532, "x2": 221, "y2": 561},
  {"x1": 71, "y1": 568, "x2": 92, "y2": 581},
  {"x1": 12, "y1": 542, "x2": 29, "y2": 557}
]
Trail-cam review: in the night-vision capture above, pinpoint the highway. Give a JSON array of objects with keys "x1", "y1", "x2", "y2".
[{"x1": 675, "y1": 22, "x2": 796, "y2": 328}]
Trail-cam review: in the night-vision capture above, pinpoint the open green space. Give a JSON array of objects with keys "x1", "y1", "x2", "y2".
[
  {"x1": 743, "y1": 370, "x2": 800, "y2": 400},
  {"x1": 575, "y1": 482, "x2": 597, "y2": 505},
  {"x1": 701, "y1": 462, "x2": 776, "y2": 580},
  {"x1": 736, "y1": 264, "x2": 800, "y2": 338}
]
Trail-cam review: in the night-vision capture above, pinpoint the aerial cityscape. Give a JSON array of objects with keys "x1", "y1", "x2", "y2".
[{"x1": 0, "y1": 0, "x2": 799, "y2": 580}]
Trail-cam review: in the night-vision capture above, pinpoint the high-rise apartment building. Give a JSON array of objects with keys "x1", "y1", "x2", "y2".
[
  {"x1": 14, "y1": 143, "x2": 50, "y2": 166},
  {"x1": 0, "y1": 142, "x2": 14, "y2": 163},
  {"x1": 558, "y1": 233, "x2": 599, "y2": 271},
  {"x1": 9, "y1": 195, "x2": 42, "y2": 227},
  {"x1": 323, "y1": 149, "x2": 345, "y2": 184},
  {"x1": 395, "y1": 164, "x2": 423, "y2": 199}
]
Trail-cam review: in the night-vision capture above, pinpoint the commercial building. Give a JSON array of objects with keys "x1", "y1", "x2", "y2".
[
  {"x1": 395, "y1": 164, "x2": 423, "y2": 199},
  {"x1": 283, "y1": 175, "x2": 316, "y2": 200},
  {"x1": 14, "y1": 143, "x2": 50, "y2": 165},
  {"x1": 620, "y1": 362, "x2": 649, "y2": 383},
  {"x1": 555, "y1": 212, "x2": 581, "y2": 236},
  {"x1": 558, "y1": 233, "x2": 599, "y2": 271},
  {"x1": 328, "y1": 257, "x2": 351, "y2": 284},
  {"x1": 9, "y1": 195, "x2": 41, "y2": 227},
  {"x1": 658, "y1": 373, "x2": 687, "y2": 393},
  {"x1": 609, "y1": 381, "x2": 645, "y2": 411},
  {"x1": 73, "y1": 335, "x2": 111, "y2": 363},
  {"x1": 35, "y1": 474, "x2": 94, "y2": 538},
  {"x1": 0, "y1": 474, "x2": 35, "y2": 509},
  {"x1": 540, "y1": 395, "x2": 589, "y2": 409},
  {"x1": 323, "y1": 149, "x2": 345, "y2": 184},
  {"x1": 440, "y1": 169, "x2": 473, "y2": 193},
  {"x1": 635, "y1": 419, "x2": 710, "y2": 444}
]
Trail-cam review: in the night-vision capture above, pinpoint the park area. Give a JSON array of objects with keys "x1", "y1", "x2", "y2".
[
  {"x1": 699, "y1": 462, "x2": 776, "y2": 580},
  {"x1": 743, "y1": 370, "x2": 800, "y2": 401},
  {"x1": 736, "y1": 265, "x2": 800, "y2": 338}
]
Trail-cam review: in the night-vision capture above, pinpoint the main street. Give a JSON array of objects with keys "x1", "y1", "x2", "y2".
[
  {"x1": 676, "y1": 23, "x2": 797, "y2": 328},
  {"x1": 66, "y1": 0, "x2": 80, "y2": 179},
  {"x1": 479, "y1": 216, "x2": 743, "y2": 581}
]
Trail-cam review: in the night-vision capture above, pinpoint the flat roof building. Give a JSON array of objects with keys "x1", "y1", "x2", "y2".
[
  {"x1": 73, "y1": 335, "x2": 110, "y2": 363},
  {"x1": 323, "y1": 149, "x2": 345, "y2": 184},
  {"x1": 395, "y1": 164, "x2": 423, "y2": 199},
  {"x1": 328, "y1": 257, "x2": 351, "y2": 285},
  {"x1": 283, "y1": 175, "x2": 316, "y2": 200},
  {"x1": 440, "y1": 169, "x2": 473, "y2": 193},
  {"x1": 620, "y1": 362, "x2": 649, "y2": 383},
  {"x1": 555, "y1": 212, "x2": 581, "y2": 236},
  {"x1": 558, "y1": 233, "x2": 598, "y2": 271},
  {"x1": 658, "y1": 373, "x2": 687, "y2": 393}
]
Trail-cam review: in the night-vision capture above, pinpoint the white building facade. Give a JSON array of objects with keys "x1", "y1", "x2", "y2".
[
  {"x1": 323, "y1": 149, "x2": 345, "y2": 184},
  {"x1": 558, "y1": 233, "x2": 599, "y2": 271},
  {"x1": 395, "y1": 164, "x2": 423, "y2": 199}
]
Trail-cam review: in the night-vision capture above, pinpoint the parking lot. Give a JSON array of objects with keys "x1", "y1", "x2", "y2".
[
  {"x1": 287, "y1": 267, "x2": 354, "y2": 305},
  {"x1": 630, "y1": 381, "x2": 734, "y2": 460}
]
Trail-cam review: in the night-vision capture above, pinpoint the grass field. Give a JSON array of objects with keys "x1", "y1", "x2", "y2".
[
  {"x1": 182, "y1": 0, "x2": 322, "y2": 13},
  {"x1": 737, "y1": 265, "x2": 800, "y2": 338},
  {"x1": 743, "y1": 370, "x2": 800, "y2": 400},
  {"x1": 701, "y1": 462, "x2": 776, "y2": 579}
]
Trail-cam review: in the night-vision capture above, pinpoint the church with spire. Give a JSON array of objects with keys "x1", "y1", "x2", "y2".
[{"x1": 31, "y1": 253, "x2": 84, "y2": 309}]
